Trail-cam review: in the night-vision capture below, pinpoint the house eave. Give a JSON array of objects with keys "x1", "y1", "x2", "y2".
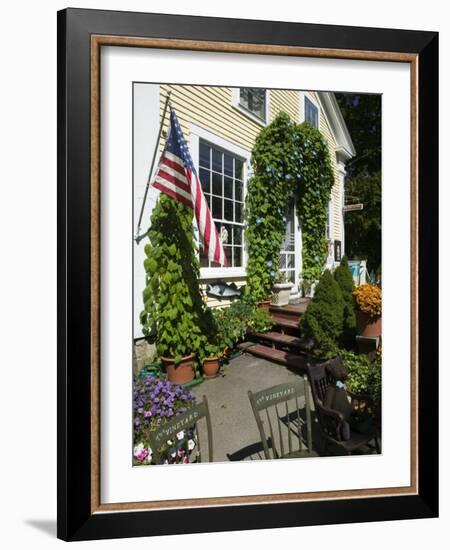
[{"x1": 317, "y1": 92, "x2": 356, "y2": 160}]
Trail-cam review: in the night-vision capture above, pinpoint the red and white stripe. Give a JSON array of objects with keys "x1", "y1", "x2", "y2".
[{"x1": 153, "y1": 151, "x2": 228, "y2": 266}]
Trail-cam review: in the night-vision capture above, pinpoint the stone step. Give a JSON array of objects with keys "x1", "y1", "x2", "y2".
[
  {"x1": 254, "y1": 331, "x2": 307, "y2": 351},
  {"x1": 237, "y1": 342, "x2": 308, "y2": 371}
]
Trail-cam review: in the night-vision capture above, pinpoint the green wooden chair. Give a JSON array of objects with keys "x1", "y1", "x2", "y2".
[
  {"x1": 248, "y1": 376, "x2": 316, "y2": 460},
  {"x1": 146, "y1": 396, "x2": 213, "y2": 464}
]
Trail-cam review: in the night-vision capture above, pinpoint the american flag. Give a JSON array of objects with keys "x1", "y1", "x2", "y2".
[{"x1": 152, "y1": 108, "x2": 228, "y2": 267}]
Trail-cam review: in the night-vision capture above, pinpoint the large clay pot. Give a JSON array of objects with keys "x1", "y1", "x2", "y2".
[
  {"x1": 161, "y1": 353, "x2": 196, "y2": 384},
  {"x1": 203, "y1": 357, "x2": 220, "y2": 379},
  {"x1": 356, "y1": 311, "x2": 382, "y2": 337},
  {"x1": 271, "y1": 282, "x2": 294, "y2": 306}
]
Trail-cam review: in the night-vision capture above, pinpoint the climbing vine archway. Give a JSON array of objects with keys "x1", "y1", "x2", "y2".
[{"x1": 245, "y1": 112, "x2": 334, "y2": 302}]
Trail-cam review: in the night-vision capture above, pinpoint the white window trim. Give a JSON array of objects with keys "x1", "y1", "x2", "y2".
[
  {"x1": 299, "y1": 92, "x2": 321, "y2": 128},
  {"x1": 189, "y1": 123, "x2": 251, "y2": 280},
  {"x1": 231, "y1": 88, "x2": 270, "y2": 126}
]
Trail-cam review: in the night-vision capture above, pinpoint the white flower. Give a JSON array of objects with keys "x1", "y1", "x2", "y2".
[
  {"x1": 170, "y1": 450, "x2": 177, "y2": 458},
  {"x1": 176, "y1": 430, "x2": 185, "y2": 441},
  {"x1": 187, "y1": 439, "x2": 195, "y2": 451},
  {"x1": 167, "y1": 439, "x2": 173, "y2": 445}
]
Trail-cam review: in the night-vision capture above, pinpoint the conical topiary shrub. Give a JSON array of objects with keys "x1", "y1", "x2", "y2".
[
  {"x1": 300, "y1": 269, "x2": 344, "y2": 357},
  {"x1": 334, "y1": 256, "x2": 356, "y2": 348},
  {"x1": 140, "y1": 194, "x2": 206, "y2": 371}
]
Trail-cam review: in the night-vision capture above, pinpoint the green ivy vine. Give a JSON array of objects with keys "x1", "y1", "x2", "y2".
[
  {"x1": 294, "y1": 123, "x2": 335, "y2": 284},
  {"x1": 245, "y1": 112, "x2": 334, "y2": 299},
  {"x1": 140, "y1": 194, "x2": 207, "y2": 365}
]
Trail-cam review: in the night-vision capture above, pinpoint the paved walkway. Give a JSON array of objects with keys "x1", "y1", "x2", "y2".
[{"x1": 191, "y1": 353, "x2": 313, "y2": 462}]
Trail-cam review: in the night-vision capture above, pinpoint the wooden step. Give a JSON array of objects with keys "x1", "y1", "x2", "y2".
[
  {"x1": 237, "y1": 342, "x2": 308, "y2": 371},
  {"x1": 254, "y1": 331, "x2": 307, "y2": 351},
  {"x1": 269, "y1": 300, "x2": 310, "y2": 320},
  {"x1": 271, "y1": 315, "x2": 299, "y2": 331}
]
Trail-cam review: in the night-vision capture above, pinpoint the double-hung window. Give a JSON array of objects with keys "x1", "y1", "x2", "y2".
[
  {"x1": 238, "y1": 88, "x2": 267, "y2": 122},
  {"x1": 198, "y1": 140, "x2": 245, "y2": 268},
  {"x1": 305, "y1": 96, "x2": 319, "y2": 128}
]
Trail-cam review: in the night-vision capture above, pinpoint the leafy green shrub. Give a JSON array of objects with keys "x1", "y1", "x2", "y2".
[
  {"x1": 334, "y1": 256, "x2": 356, "y2": 347},
  {"x1": 300, "y1": 269, "x2": 344, "y2": 356},
  {"x1": 341, "y1": 350, "x2": 382, "y2": 406},
  {"x1": 140, "y1": 194, "x2": 206, "y2": 365}
]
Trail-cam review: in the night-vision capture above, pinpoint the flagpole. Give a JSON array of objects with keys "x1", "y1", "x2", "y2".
[{"x1": 134, "y1": 91, "x2": 172, "y2": 243}]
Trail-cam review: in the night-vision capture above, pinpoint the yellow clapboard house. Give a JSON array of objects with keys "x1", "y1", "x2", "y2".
[{"x1": 133, "y1": 84, "x2": 355, "y2": 342}]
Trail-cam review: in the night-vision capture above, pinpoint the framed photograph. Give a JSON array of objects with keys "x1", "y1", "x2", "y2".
[{"x1": 57, "y1": 8, "x2": 438, "y2": 541}]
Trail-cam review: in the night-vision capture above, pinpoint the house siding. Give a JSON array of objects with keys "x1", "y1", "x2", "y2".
[{"x1": 151, "y1": 85, "x2": 345, "y2": 309}]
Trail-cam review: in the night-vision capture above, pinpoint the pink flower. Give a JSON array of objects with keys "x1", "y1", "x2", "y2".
[
  {"x1": 134, "y1": 443, "x2": 149, "y2": 462},
  {"x1": 144, "y1": 410, "x2": 152, "y2": 417}
]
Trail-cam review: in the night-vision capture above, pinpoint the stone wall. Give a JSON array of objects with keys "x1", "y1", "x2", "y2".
[{"x1": 133, "y1": 338, "x2": 157, "y2": 376}]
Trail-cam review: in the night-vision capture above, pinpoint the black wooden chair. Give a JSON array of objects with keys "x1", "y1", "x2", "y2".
[
  {"x1": 146, "y1": 396, "x2": 213, "y2": 464},
  {"x1": 248, "y1": 376, "x2": 316, "y2": 460},
  {"x1": 306, "y1": 356, "x2": 380, "y2": 455}
]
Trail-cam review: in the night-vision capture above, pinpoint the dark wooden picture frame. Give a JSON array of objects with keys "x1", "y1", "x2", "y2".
[{"x1": 57, "y1": 8, "x2": 438, "y2": 541}]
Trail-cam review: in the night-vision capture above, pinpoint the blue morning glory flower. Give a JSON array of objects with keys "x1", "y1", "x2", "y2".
[
  {"x1": 270, "y1": 271, "x2": 276, "y2": 277},
  {"x1": 267, "y1": 261, "x2": 273, "y2": 267},
  {"x1": 286, "y1": 174, "x2": 292, "y2": 180},
  {"x1": 256, "y1": 217, "x2": 262, "y2": 225},
  {"x1": 266, "y1": 166, "x2": 271, "y2": 173},
  {"x1": 283, "y1": 216, "x2": 287, "y2": 222}
]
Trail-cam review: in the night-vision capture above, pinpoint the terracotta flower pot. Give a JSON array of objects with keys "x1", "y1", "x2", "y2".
[
  {"x1": 356, "y1": 311, "x2": 382, "y2": 338},
  {"x1": 161, "y1": 353, "x2": 196, "y2": 385},
  {"x1": 203, "y1": 357, "x2": 220, "y2": 379},
  {"x1": 258, "y1": 300, "x2": 271, "y2": 312}
]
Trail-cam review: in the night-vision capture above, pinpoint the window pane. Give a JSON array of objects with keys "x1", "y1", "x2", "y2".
[
  {"x1": 239, "y1": 88, "x2": 266, "y2": 120},
  {"x1": 224, "y1": 246, "x2": 233, "y2": 266},
  {"x1": 235, "y1": 202, "x2": 243, "y2": 223},
  {"x1": 235, "y1": 181, "x2": 243, "y2": 202},
  {"x1": 224, "y1": 176, "x2": 233, "y2": 199},
  {"x1": 305, "y1": 97, "x2": 318, "y2": 128},
  {"x1": 286, "y1": 254, "x2": 295, "y2": 269},
  {"x1": 200, "y1": 253, "x2": 209, "y2": 268},
  {"x1": 224, "y1": 154, "x2": 233, "y2": 177},
  {"x1": 212, "y1": 196, "x2": 223, "y2": 219},
  {"x1": 220, "y1": 223, "x2": 232, "y2": 245},
  {"x1": 235, "y1": 159, "x2": 243, "y2": 180},
  {"x1": 224, "y1": 199, "x2": 233, "y2": 221},
  {"x1": 233, "y1": 226, "x2": 242, "y2": 245},
  {"x1": 212, "y1": 172, "x2": 222, "y2": 196},
  {"x1": 234, "y1": 246, "x2": 243, "y2": 267},
  {"x1": 199, "y1": 142, "x2": 210, "y2": 168},
  {"x1": 279, "y1": 256, "x2": 286, "y2": 269},
  {"x1": 212, "y1": 149, "x2": 222, "y2": 172},
  {"x1": 199, "y1": 168, "x2": 210, "y2": 193}
]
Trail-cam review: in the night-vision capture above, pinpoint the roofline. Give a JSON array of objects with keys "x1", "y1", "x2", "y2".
[{"x1": 317, "y1": 92, "x2": 356, "y2": 160}]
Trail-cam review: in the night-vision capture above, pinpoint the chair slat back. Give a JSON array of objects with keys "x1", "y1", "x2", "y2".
[
  {"x1": 248, "y1": 377, "x2": 313, "y2": 460},
  {"x1": 146, "y1": 396, "x2": 213, "y2": 465}
]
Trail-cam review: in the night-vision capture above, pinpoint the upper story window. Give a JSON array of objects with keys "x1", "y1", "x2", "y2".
[
  {"x1": 238, "y1": 88, "x2": 267, "y2": 122},
  {"x1": 198, "y1": 140, "x2": 245, "y2": 268},
  {"x1": 305, "y1": 96, "x2": 319, "y2": 128}
]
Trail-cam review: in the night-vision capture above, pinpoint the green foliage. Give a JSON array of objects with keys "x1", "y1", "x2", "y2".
[
  {"x1": 244, "y1": 113, "x2": 335, "y2": 301},
  {"x1": 140, "y1": 194, "x2": 207, "y2": 365},
  {"x1": 334, "y1": 256, "x2": 356, "y2": 347},
  {"x1": 300, "y1": 270, "x2": 344, "y2": 356},
  {"x1": 341, "y1": 350, "x2": 382, "y2": 405},
  {"x1": 335, "y1": 93, "x2": 382, "y2": 274},
  {"x1": 244, "y1": 112, "x2": 297, "y2": 302},
  {"x1": 207, "y1": 301, "x2": 273, "y2": 356},
  {"x1": 294, "y1": 123, "x2": 335, "y2": 284}
]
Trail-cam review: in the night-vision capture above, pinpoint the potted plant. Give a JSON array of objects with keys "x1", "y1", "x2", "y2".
[
  {"x1": 271, "y1": 272, "x2": 294, "y2": 306},
  {"x1": 201, "y1": 341, "x2": 223, "y2": 379},
  {"x1": 353, "y1": 283, "x2": 382, "y2": 337},
  {"x1": 140, "y1": 194, "x2": 206, "y2": 385}
]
